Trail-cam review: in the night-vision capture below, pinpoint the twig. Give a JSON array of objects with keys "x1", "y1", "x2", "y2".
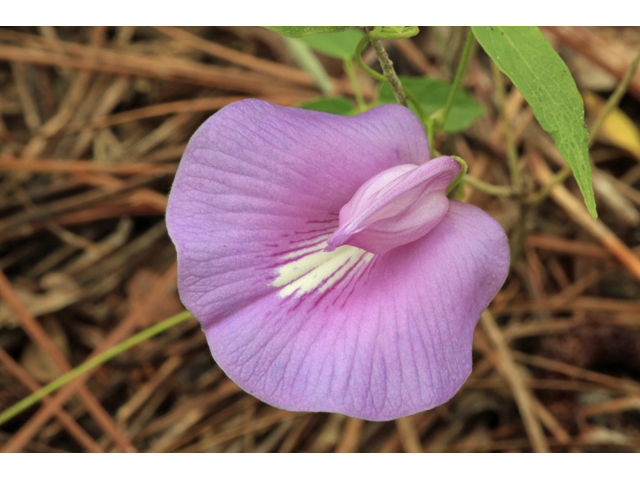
[
  {"x1": 0, "y1": 43, "x2": 310, "y2": 96},
  {"x1": 0, "y1": 174, "x2": 164, "y2": 234},
  {"x1": 492, "y1": 61, "x2": 522, "y2": 192},
  {"x1": 495, "y1": 296, "x2": 640, "y2": 316},
  {"x1": 514, "y1": 352, "x2": 640, "y2": 395},
  {"x1": 0, "y1": 269, "x2": 136, "y2": 452},
  {"x1": 0, "y1": 155, "x2": 177, "y2": 175},
  {"x1": 525, "y1": 233, "x2": 609, "y2": 260},
  {"x1": 529, "y1": 151, "x2": 640, "y2": 283},
  {"x1": 542, "y1": 27, "x2": 640, "y2": 100},
  {"x1": 395, "y1": 38, "x2": 435, "y2": 76},
  {"x1": 152, "y1": 26, "x2": 316, "y2": 87},
  {"x1": 1, "y1": 262, "x2": 178, "y2": 453},
  {"x1": 479, "y1": 311, "x2": 549, "y2": 452},
  {"x1": 335, "y1": 417, "x2": 364, "y2": 453},
  {"x1": 394, "y1": 416, "x2": 423, "y2": 453},
  {"x1": 177, "y1": 410, "x2": 302, "y2": 452},
  {"x1": 0, "y1": 311, "x2": 191, "y2": 428},
  {"x1": 61, "y1": 94, "x2": 315, "y2": 133},
  {"x1": 0, "y1": 347, "x2": 103, "y2": 452}
]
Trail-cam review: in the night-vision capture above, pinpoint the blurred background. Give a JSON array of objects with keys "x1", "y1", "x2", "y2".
[{"x1": 1, "y1": 26, "x2": 640, "y2": 453}]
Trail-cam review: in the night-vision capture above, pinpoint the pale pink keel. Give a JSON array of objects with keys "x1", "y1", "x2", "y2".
[
  {"x1": 326, "y1": 157, "x2": 459, "y2": 254},
  {"x1": 166, "y1": 99, "x2": 509, "y2": 420}
]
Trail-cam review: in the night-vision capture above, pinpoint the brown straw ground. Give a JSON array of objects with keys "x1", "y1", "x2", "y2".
[{"x1": 2, "y1": 26, "x2": 640, "y2": 452}]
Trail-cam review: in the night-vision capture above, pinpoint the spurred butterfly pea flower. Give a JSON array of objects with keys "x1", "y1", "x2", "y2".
[{"x1": 166, "y1": 99, "x2": 509, "y2": 421}]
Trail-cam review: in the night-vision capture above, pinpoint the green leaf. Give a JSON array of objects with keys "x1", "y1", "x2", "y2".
[
  {"x1": 265, "y1": 26, "x2": 351, "y2": 38},
  {"x1": 297, "y1": 97, "x2": 355, "y2": 115},
  {"x1": 472, "y1": 26, "x2": 597, "y2": 218},
  {"x1": 378, "y1": 77, "x2": 485, "y2": 132},
  {"x1": 298, "y1": 29, "x2": 365, "y2": 60}
]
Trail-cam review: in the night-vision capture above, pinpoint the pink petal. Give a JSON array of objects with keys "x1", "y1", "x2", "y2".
[
  {"x1": 167, "y1": 99, "x2": 428, "y2": 325},
  {"x1": 204, "y1": 201, "x2": 509, "y2": 420},
  {"x1": 167, "y1": 99, "x2": 509, "y2": 420}
]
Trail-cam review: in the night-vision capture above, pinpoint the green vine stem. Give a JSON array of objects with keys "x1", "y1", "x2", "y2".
[
  {"x1": 464, "y1": 175, "x2": 515, "y2": 197},
  {"x1": 364, "y1": 27, "x2": 407, "y2": 107},
  {"x1": 530, "y1": 46, "x2": 640, "y2": 206},
  {"x1": 0, "y1": 310, "x2": 194, "y2": 427},
  {"x1": 424, "y1": 117, "x2": 436, "y2": 157},
  {"x1": 489, "y1": 47, "x2": 528, "y2": 263},
  {"x1": 432, "y1": 28, "x2": 475, "y2": 133},
  {"x1": 492, "y1": 60, "x2": 522, "y2": 193},
  {"x1": 446, "y1": 155, "x2": 468, "y2": 196},
  {"x1": 354, "y1": 31, "x2": 429, "y2": 150},
  {"x1": 343, "y1": 57, "x2": 366, "y2": 111},
  {"x1": 404, "y1": 88, "x2": 428, "y2": 123},
  {"x1": 355, "y1": 35, "x2": 386, "y2": 83},
  {"x1": 588, "y1": 47, "x2": 640, "y2": 149}
]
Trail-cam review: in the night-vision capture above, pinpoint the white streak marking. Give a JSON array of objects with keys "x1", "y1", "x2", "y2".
[{"x1": 272, "y1": 242, "x2": 374, "y2": 298}]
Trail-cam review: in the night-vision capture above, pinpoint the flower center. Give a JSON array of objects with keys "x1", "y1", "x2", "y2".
[{"x1": 325, "y1": 157, "x2": 461, "y2": 255}]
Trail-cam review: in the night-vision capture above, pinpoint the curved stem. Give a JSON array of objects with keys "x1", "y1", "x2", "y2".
[
  {"x1": 343, "y1": 57, "x2": 365, "y2": 111},
  {"x1": 464, "y1": 175, "x2": 515, "y2": 197},
  {"x1": 433, "y1": 27, "x2": 475, "y2": 133},
  {"x1": 355, "y1": 35, "x2": 386, "y2": 83},
  {"x1": 529, "y1": 165, "x2": 571, "y2": 205},
  {"x1": 404, "y1": 87, "x2": 427, "y2": 122},
  {"x1": 0, "y1": 310, "x2": 194, "y2": 427},
  {"x1": 588, "y1": 47, "x2": 640, "y2": 149},
  {"x1": 492, "y1": 60, "x2": 522, "y2": 193},
  {"x1": 447, "y1": 155, "x2": 468, "y2": 196},
  {"x1": 425, "y1": 118, "x2": 436, "y2": 158}
]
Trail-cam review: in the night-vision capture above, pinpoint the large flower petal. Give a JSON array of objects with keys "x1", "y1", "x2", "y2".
[
  {"x1": 167, "y1": 99, "x2": 429, "y2": 325},
  {"x1": 203, "y1": 201, "x2": 509, "y2": 420}
]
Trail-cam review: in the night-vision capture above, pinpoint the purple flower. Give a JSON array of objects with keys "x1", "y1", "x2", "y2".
[{"x1": 166, "y1": 99, "x2": 509, "y2": 421}]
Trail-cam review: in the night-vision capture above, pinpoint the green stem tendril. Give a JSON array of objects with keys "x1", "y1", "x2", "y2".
[
  {"x1": 404, "y1": 88, "x2": 428, "y2": 124},
  {"x1": 588, "y1": 47, "x2": 640, "y2": 150},
  {"x1": 491, "y1": 60, "x2": 522, "y2": 193},
  {"x1": 343, "y1": 57, "x2": 365, "y2": 111},
  {"x1": 446, "y1": 155, "x2": 468, "y2": 196},
  {"x1": 432, "y1": 27, "x2": 475, "y2": 133},
  {"x1": 491, "y1": 56, "x2": 527, "y2": 262},
  {"x1": 531, "y1": 46, "x2": 640, "y2": 206},
  {"x1": 464, "y1": 175, "x2": 515, "y2": 197},
  {"x1": 355, "y1": 35, "x2": 386, "y2": 82},
  {"x1": 0, "y1": 310, "x2": 194, "y2": 427},
  {"x1": 425, "y1": 118, "x2": 436, "y2": 159}
]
